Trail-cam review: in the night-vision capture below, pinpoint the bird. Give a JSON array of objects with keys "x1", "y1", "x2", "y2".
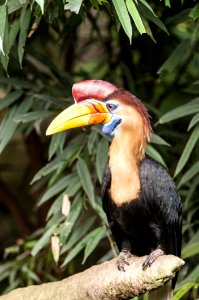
[{"x1": 46, "y1": 79, "x2": 182, "y2": 300}]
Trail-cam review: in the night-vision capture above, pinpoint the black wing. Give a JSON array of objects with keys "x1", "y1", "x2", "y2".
[{"x1": 140, "y1": 158, "x2": 182, "y2": 259}]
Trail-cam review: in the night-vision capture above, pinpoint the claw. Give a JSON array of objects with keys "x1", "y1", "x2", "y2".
[
  {"x1": 116, "y1": 249, "x2": 132, "y2": 272},
  {"x1": 142, "y1": 249, "x2": 164, "y2": 270}
]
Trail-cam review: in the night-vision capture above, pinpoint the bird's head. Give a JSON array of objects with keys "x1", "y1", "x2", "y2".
[{"x1": 46, "y1": 80, "x2": 152, "y2": 156}]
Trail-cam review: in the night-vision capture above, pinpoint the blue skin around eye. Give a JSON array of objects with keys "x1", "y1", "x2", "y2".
[{"x1": 102, "y1": 115, "x2": 122, "y2": 136}]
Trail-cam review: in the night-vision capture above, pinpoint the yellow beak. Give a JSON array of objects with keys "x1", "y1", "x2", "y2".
[{"x1": 46, "y1": 99, "x2": 112, "y2": 135}]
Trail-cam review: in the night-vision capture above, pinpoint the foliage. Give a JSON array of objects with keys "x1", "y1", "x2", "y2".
[{"x1": 0, "y1": 0, "x2": 199, "y2": 299}]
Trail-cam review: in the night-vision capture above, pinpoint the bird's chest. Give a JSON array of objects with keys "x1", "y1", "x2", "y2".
[{"x1": 109, "y1": 195, "x2": 150, "y2": 236}]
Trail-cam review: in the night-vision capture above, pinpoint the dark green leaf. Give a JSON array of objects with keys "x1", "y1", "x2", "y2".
[
  {"x1": 151, "y1": 133, "x2": 170, "y2": 146},
  {"x1": 48, "y1": 132, "x2": 66, "y2": 160},
  {"x1": 188, "y1": 112, "x2": 199, "y2": 130},
  {"x1": 138, "y1": 0, "x2": 168, "y2": 34},
  {"x1": 38, "y1": 175, "x2": 75, "y2": 206},
  {"x1": 0, "y1": 4, "x2": 7, "y2": 55},
  {"x1": 0, "y1": 90, "x2": 23, "y2": 111},
  {"x1": 76, "y1": 158, "x2": 95, "y2": 206},
  {"x1": 178, "y1": 161, "x2": 199, "y2": 188},
  {"x1": 82, "y1": 227, "x2": 106, "y2": 264},
  {"x1": 158, "y1": 39, "x2": 190, "y2": 74},
  {"x1": 31, "y1": 224, "x2": 57, "y2": 257},
  {"x1": 189, "y1": 3, "x2": 199, "y2": 21},
  {"x1": 158, "y1": 98, "x2": 199, "y2": 124},
  {"x1": 174, "y1": 282, "x2": 199, "y2": 300},
  {"x1": 18, "y1": 6, "x2": 31, "y2": 67},
  {"x1": 96, "y1": 138, "x2": 109, "y2": 184},
  {"x1": 174, "y1": 124, "x2": 199, "y2": 177},
  {"x1": 14, "y1": 111, "x2": 51, "y2": 123},
  {"x1": 146, "y1": 145, "x2": 167, "y2": 168}
]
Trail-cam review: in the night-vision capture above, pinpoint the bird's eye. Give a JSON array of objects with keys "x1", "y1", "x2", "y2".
[{"x1": 106, "y1": 102, "x2": 118, "y2": 111}]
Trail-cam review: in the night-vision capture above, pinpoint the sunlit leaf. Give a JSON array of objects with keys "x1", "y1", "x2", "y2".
[
  {"x1": 112, "y1": 0, "x2": 132, "y2": 42},
  {"x1": 64, "y1": 0, "x2": 83, "y2": 14},
  {"x1": 189, "y1": 3, "x2": 199, "y2": 21},
  {"x1": 35, "y1": 0, "x2": 44, "y2": 14},
  {"x1": 126, "y1": 0, "x2": 146, "y2": 34}
]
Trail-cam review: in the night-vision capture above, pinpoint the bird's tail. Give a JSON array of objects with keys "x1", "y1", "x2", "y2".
[{"x1": 148, "y1": 280, "x2": 173, "y2": 300}]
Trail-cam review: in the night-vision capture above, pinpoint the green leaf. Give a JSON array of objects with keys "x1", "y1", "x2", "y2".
[
  {"x1": 76, "y1": 158, "x2": 95, "y2": 207},
  {"x1": 61, "y1": 227, "x2": 104, "y2": 267},
  {"x1": 0, "y1": 96, "x2": 33, "y2": 153},
  {"x1": 158, "y1": 97, "x2": 199, "y2": 124},
  {"x1": 174, "y1": 124, "x2": 199, "y2": 177},
  {"x1": 18, "y1": 6, "x2": 31, "y2": 67},
  {"x1": 188, "y1": 112, "x2": 199, "y2": 130},
  {"x1": 14, "y1": 111, "x2": 51, "y2": 123},
  {"x1": 178, "y1": 161, "x2": 199, "y2": 188},
  {"x1": 189, "y1": 3, "x2": 199, "y2": 21},
  {"x1": 7, "y1": 0, "x2": 22, "y2": 14},
  {"x1": 146, "y1": 145, "x2": 167, "y2": 168},
  {"x1": 126, "y1": 0, "x2": 146, "y2": 34},
  {"x1": 61, "y1": 216, "x2": 96, "y2": 253},
  {"x1": 87, "y1": 130, "x2": 98, "y2": 154},
  {"x1": 38, "y1": 175, "x2": 75, "y2": 206},
  {"x1": 96, "y1": 138, "x2": 109, "y2": 184},
  {"x1": 158, "y1": 39, "x2": 190, "y2": 74},
  {"x1": 112, "y1": 0, "x2": 132, "y2": 42},
  {"x1": 35, "y1": 0, "x2": 44, "y2": 14},
  {"x1": 48, "y1": 132, "x2": 66, "y2": 160},
  {"x1": 138, "y1": 0, "x2": 168, "y2": 34},
  {"x1": 174, "y1": 282, "x2": 199, "y2": 300},
  {"x1": 64, "y1": 0, "x2": 83, "y2": 14},
  {"x1": 82, "y1": 227, "x2": 106, "y2": 264},
  {"x1": 0, "y1": 4, "x2": 7, "y2": 55},
  {"x1": 31, "y1": 224, "x2": 57, "y2": 257},
  {"x1": 59, "y1": 193, "x2": 83, "y2": 244},
  {"x1": 8, "y1": 17, "x2": 20, "y2": 52},
  {"x1": 151, "y1": 133, "x2": 170, "y2": 146},
  {"x1": 0, "y1": 90, "x2": 23, "y2": 111},
  {"x1": 182, "y1": 242, "x2": 199, "y2": 259},
  {"x1": 165, "y1": 0, "x2": 170, "y2": 7}
]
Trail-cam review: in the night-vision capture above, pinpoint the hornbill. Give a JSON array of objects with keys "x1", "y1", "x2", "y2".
[{"x1": 46, "y1": 80, "x2": 182, "y2": 300}]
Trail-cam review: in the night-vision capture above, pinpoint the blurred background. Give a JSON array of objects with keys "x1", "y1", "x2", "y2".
[{"x1": 0, "y1": 0, "x2": 199, "y2": 299}]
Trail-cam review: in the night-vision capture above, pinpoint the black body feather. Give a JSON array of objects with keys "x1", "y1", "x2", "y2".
[{"x1": 101, "y1": 157, "x2": 182, "y2": 288}]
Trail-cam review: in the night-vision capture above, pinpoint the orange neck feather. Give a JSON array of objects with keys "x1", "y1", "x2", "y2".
[{"x1": 109, "y1": 117, "x2": 148, "y2": 206}]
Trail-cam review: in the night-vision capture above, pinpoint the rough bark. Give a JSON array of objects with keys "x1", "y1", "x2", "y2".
[{"x1": 0, "y1": 255, "x2": 184, "y2": 300}]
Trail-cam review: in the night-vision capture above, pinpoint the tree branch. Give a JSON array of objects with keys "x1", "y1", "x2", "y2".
[{"x1": 0, "y1": 255, "x2": 184, "y2": 300}]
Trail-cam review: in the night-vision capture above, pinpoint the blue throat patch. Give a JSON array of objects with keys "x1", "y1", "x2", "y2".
[{"x1": 102, "y1": 116, "x2": 122, "y2": 136}]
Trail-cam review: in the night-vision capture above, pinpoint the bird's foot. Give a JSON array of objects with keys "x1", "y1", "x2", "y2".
[
  {"x1": 142, "y1": 248, "x2": 164, "y2": 270},
  {"x1": 116, "y1": 249, "x2": 133, "y2": 272}
]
